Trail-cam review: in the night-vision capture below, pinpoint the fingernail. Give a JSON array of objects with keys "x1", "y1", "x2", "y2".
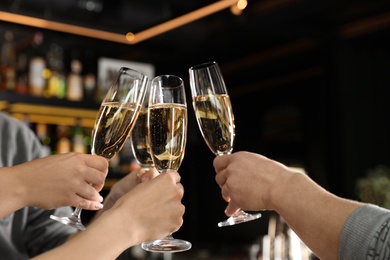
[
  {"x1": 100, "y1": 196, "x2": 104, "y2": 202},
  {"x1": 95, "y1": 203, "x2": 104, "y2": 209}
]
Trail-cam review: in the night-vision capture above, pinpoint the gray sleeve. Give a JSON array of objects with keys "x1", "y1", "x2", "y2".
[
  {"x1": 22, "y1": 206, "x2": 77, "y2": 257},
  {"x1": 0, "y1": 112, "x2": 49, "y2": 166},
  {"x1": 339, "y1": 204, "x2": 390, "y2": 260},
  {"x1": 0, "y1": 112, "x2": 77, "y2": 258}
]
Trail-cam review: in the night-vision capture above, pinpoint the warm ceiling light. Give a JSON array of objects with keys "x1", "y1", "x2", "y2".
[
  {"x1": 230, "y1": 0, "x2": 247, "y2": 16},
  {"x1": 237, "y1": 0, "x2": 248, "y2": 10},
  {"x1": 127, "y1": 0, "x2": 239, "y2": 44},
  {"x1": 125, "y1": 32, "x2": 135, "y2": 42},
  {"x1": 0, "y1": 11, "x2": 130, "y2": 44},
  {"x1": 0, "y1": 0, "x2": 240, "y2": 45},
  {"x1": 230, "y1": 6, "x2": 242, "y2": 15}
]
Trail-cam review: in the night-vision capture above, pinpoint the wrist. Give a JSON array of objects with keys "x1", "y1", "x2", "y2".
[
  {"x1": 12, "y1": 167, "x2": 30, "y2": 206},
  {"x1": 265, "y1": 166, "x2": 300, "y2": 212},
  {"x1": 99, "y1": 208, "x2": 138, "y2": 248},
  {"x1": 0, "y1": 167, "x2": 28, "y2": 216}
]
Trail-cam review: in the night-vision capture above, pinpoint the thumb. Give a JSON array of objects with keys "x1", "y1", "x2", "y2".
[{"x1": 224, "y1": 201, "x2": 240, "y2": 217}]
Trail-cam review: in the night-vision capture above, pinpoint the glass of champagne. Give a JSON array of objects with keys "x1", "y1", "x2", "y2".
[
  {"x1": 50, "y1": 67, "x2": 148, "y2": 230},
  {"x1": 130, "y1": 82, "x2": 154, "y2": 171},
  {"x1": 188, "y1": 61, "x2": 262, "y2": 227},
  {"x1": 141, "y1": 75, "x2": 192, "y2": 253}
]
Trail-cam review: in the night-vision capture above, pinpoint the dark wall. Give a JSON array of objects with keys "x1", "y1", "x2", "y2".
[{"x1": 334, "y1": 34, "x2": 390, "y2": 198}]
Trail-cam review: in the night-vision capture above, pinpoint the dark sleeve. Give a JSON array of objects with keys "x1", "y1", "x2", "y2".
[{"x1": 339, "y1": 204, "x2": 390, "y2": 260}]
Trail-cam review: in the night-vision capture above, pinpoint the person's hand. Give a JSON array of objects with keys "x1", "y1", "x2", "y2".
[
  {"x1": 95, "y1": 170, "x2": 185, "y2": 247},
  {"x1": 214, "y1": 151, "x2": 291, "y2": 216},
  {"x1": 33, "y1": 171, "x2": 185, "y2": 260},
  {"x1": 92, "y1": 167, "x2": 159, "y2": 220},
  {"x1": 12, "y1": 152, "x2": 108, "y2": 210}
]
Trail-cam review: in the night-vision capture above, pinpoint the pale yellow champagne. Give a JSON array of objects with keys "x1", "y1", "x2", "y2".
[
  {"x1": 91, "y1": 101, "x2": 140, "y2": 160},
  {"x1": 193, "y1": 94, "x2": 235, "y2": 155},
  {"x1": 130, "y1": 108, "x2": 154, "y2": 166},
  {"x1": 148, "y1": 103, "x2": 187, "y2": 171}
]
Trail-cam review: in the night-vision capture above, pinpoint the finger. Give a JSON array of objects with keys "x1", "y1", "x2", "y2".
[
  {"x1": 62, "y1": 192, "x2": 103, "y2": 210},
  {"x1": 172, "y1": 171, "x2": 181, "y2": 183},
  {"x1": 76, "y1": 183, "x2": 102, "y2": 201},
  {"x1": 136, "y1": 168, "x2": 146, "y2": 178},
  {"x1": 213, "y1": 154, "x2": 229, "y2": 172},
  {"x1": 215, "y1": 170, "x2": 227, "y2": 188},
  {"x1": 176, "y1": 182, "x2": 184, "y2": 198},
  {"x1": 85, "y1": 168, "x2": 107, "y2": 190},
  {"x1": 77, "y1": 198, "x2": 104, "y2": 211},
  {"x1": 148, "y1": 167, "x2": 160, "y2": 178},
  {"x1": 139, "y1": 169, "x2": 155, "y2": 182},
  {"x1": 225, "y1": 202, "x2": 240, "y2": 217},
  {"x1": 89, "y1": 181, "x2": 105, "y2": 192},
  {"x1": 165, "y1": 170, "x2": 181, "y2": 184},
  {"x1": 221, "y1": 186, "x2": 231, "y2": 203},
  {"x1": 84, "y1": 154, "x2": 109, "y2": 173}
]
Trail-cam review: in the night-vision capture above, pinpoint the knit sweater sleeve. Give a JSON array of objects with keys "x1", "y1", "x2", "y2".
[{"x1": 339, "y1": 204, "x2": 390, "y2": 260}]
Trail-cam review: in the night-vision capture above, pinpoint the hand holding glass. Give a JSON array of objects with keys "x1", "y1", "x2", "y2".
[
  {"x1": 189, "y1": 61, "x2": 262, "y2": 227},
  {"x1": 50, "y1": 67, "x2": 147, "y2": 230},
  {"x1": 141, "y1": 75, "x2": 192, "y2": 252}
]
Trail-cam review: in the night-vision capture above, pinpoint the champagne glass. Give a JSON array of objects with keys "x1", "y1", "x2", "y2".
[
  {"x1": 141, "y1": 75, "x2": 192, "y2": 253},
  {"x1": 50, "y1": 67, "x2": 148, "y2": 230},
  {"x1": 188, "y1": 61, "x2": 262, "y2": 227},
  {"x1": 130, "y1": 82, "x2": 154, "y2": 171}
]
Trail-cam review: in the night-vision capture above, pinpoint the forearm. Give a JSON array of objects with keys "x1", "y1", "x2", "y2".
[
  {"x1": 271, "y1": 171, "x2": 363, "y2": 259},
  {"x1": 32, "y1": 210, "x2": 132, "y2": 260},
  {"x1": 0, "y1": 168, "x2": 28, "y2": 217}
]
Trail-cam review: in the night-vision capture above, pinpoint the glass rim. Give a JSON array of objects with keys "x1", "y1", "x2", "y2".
[
  {"x1": 189, "y1": 61, "x2": 218, "y2": 71},
  {"x1": 119, "y1": 66, "x2": 148, "y2": 78},
  {"x1": 151, "y1": 74, "x2": 183, "y2": 87}
]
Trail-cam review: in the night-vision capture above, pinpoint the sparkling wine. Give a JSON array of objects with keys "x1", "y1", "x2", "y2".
[
  {"x1": 130, "y1": 108, "x2": 153, "y2": 166},
  {"x1": 148, "y1": 103, "x2": 187, "y2": 171},
  {"x1": 91, "y1": 101, "x2": 140, "y2": 160},
  {"x1": 193, "y1": 94, "x2": 235, "y2": 155}
]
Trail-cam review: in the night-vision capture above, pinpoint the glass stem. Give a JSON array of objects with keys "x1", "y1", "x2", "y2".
[{"x1": 69, "y1": 207, "x2": 82, "y2": 222}]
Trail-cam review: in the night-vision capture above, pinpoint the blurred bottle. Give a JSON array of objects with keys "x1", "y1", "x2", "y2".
[
  {"x1": 15, "y1": 51, "x2": 29, "y2": 95},
  {"x1": 0, "y1": 30, "x2": 16, "y2": 92},
  {"x1": 28, "y1": 31, "x2": 46, "y2": 97},
  {"x1": 46, "y1": 43, "x2": 66, "y2": 99},
  {"x1": 36, "y1": 122, "x2": 52, "y2": 156},
  {"x1": 56, "y1": 125, "x2": 71, "y2": 154},
  {"x1": 258, "y1": 214, "x2": 314, "y2": 260},
  {"x1": 83, "y1": 50, "x2": 97, "y2": 101},
  {"x1": 84, "y1": 73, "x2": 96, "y2": 101},
  {"x1": 71, "y1": 118, "x2": 87, "y2": 153},
  {"x1": 67, "y1": 59, "x2": 84, "y2": 101}
]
